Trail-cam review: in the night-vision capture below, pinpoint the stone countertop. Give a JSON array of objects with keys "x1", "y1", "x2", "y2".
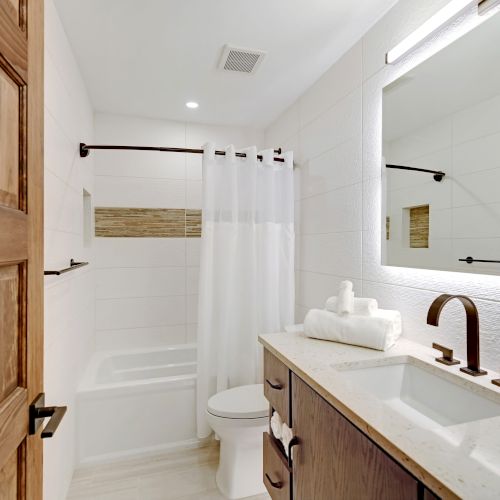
[{"x1": 259, "y1": 331, "x2": 500, "y2": 500}]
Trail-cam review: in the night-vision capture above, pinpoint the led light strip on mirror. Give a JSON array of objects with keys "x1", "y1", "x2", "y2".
[{"x1": 386, "y1": 0, "x2": 500, "y2": 64}]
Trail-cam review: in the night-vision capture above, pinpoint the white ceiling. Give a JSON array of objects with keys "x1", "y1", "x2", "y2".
[{"x1": 53, "y1": 0, "x2": 396, "y2": 128}]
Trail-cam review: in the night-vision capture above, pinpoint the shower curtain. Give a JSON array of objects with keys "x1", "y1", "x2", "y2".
[{"x1": 196, "y1": 143, "x2": 295, "y2": 438}]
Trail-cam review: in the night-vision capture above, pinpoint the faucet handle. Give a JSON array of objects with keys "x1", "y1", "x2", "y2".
[{"x1": 432, "y1": 343, "x2": 460, "y2": 366}]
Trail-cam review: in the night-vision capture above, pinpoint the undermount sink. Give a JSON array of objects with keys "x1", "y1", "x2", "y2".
[{"x1": 333, "y1": 357, "x2": 500, "y2": 428}]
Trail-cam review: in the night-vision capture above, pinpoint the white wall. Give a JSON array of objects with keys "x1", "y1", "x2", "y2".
[
  {"x1": 44, "y1": 1, "x2": 95, "y2": 498},
  {"x1": 265, "y1": 0, "x2": 500, "y2": 373},
  {"x1": 385, "y1": 92, "x2": 500, "y2": 274},
  {"x1": 93, "y1": 113, "x2": 263, "y2": 350}
]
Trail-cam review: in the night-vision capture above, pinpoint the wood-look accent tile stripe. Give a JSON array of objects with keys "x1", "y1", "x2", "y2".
[
  {"x1": 186, "y1": 209, "x2": 202, "y2": 238},
  {"x1": 409, "y1": 205, "x2": 429, "y2": 248},
  {"x1": 95, "y1": 207, "x2": 194, "y2": 238}
]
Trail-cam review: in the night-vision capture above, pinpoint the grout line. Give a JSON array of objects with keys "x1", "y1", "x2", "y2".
[
  {"x1": 95, "y1": 174, "x2": 187, "y2": 181},
  {"x1": 96, "y1": 294, "x2": 192, "y2": 301},
  {"x1": 299, "y1": 180, "x2": 362, "y2": 203}
]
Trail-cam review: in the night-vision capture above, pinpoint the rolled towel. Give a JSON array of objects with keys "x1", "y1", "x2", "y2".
[
  {"x1": 270, "y1": 411, "x2": 283, "y2": 440},
  {"x1": 336, "y1": 280, "x2": 354, "y2": 315},
  {"x1": 326, "y1": 296, "x2": 379, "y2": 316},
  {"x1": 304, "y1": 308, "x2": 402, "y2": 351},
  {"x1": 281, "y1": 423, "x2": 294, "y2": 457}
]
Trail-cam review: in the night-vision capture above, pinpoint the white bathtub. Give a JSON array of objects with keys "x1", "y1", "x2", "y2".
[{"x1": 77, "y1": 344, "x2": 198, "y2": 464}]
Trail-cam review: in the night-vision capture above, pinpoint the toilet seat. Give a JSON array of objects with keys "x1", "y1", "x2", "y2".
[{"x1": 207, "y1": 384, "x2": 268, "y2": 419}]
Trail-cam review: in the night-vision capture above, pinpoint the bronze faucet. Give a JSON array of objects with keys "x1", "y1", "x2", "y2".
[{"x1": 427, "y1": 294, "x2": 487, "y2": 377}]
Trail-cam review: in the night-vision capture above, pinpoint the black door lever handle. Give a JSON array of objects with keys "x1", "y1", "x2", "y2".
[{"x1": 29, "y1": 393, "x2": 67, "y2": 438}]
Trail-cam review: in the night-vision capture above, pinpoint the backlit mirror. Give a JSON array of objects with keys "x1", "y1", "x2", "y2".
[{"x1": 382, "y1": 12, "x2": 500, "y2": 275}]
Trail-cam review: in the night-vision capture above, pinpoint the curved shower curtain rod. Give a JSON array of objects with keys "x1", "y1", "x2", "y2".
[
  {"x1": 386, "y1": 163, "x2": 445, "y2": 182},
  {"x1": 79, "y1": 143, "x2": 286, "y2": 162}
]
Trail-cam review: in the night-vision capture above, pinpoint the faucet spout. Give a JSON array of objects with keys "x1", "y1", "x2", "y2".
[{"x1": 427, "y1": 294, "x2": 487, "y2": 376}]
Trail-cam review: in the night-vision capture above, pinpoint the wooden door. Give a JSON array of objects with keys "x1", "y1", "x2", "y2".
[
  {"x1": 0, "y1": 0, "x2": 44, "y2": 499},
  {"x1": 292, "y1": 374, "x2": 418, "y2": 500}
]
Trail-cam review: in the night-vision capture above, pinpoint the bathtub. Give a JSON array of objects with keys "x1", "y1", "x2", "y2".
[{"x1": 77, "y1": 344, "x2": 198, "y2": 464}]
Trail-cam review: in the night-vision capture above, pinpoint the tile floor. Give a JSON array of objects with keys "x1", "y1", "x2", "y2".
[{"x1": 66, "y1": 442, "x2": 271, "y2": 500}]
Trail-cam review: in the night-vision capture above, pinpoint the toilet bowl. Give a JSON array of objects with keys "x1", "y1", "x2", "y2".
[{"x1": 207, "y1": 384, "x2": 268, "y2": 499}]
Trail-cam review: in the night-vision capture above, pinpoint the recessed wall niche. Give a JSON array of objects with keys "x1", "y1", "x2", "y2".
[{"x1": 408, "y1": 205, "x2": 429, "y2": 249}]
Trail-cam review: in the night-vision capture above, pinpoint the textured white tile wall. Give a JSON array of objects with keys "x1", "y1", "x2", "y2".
[
  {"x1": 94, "y1": 113, "x2": 263, "y2": 349},
  {"x1": 265, "y1": 0, "x2": 500, "y2": 373},
  {"x1": 44, "y1": 1, "x2": 95, "y2": 499}
]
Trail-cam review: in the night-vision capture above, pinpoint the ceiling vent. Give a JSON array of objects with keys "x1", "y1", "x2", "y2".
[{"x1": 218, "y1": 45, "x2": 266, "y2": 74}]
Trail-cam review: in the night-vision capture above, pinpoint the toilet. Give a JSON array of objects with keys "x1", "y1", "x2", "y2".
[{"x1": 207, "y1": 384, "x2": 268, "y2": 499}]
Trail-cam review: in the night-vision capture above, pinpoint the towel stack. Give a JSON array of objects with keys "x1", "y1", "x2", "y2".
[
  {"x1": 303, "y1": 281, "x2": 402, "y2": 351},
  {"x1": 270, "y1": 411, "x2": 294, "y2": 456}
]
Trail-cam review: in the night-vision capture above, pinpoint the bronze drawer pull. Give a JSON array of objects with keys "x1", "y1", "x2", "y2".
[
  {"x1": 265, "y1": 473, "x2": 282, "y2": 489},
  {"x1": 266, "y1": 379, "x2": 283, "y2": 390}
]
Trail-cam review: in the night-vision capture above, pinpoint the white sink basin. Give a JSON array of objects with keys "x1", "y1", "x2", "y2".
[{"x1": 333, "y1": 357, "x2": 500, "y2": 428}]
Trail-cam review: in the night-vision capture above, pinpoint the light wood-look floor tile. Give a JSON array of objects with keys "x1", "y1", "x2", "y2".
[{"x1": 66, "y1": 442, "x2": 271, "y2": 500}]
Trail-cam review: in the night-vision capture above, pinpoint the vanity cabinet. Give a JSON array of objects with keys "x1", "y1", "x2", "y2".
[
  {"x1": 292, "y1": 373, "x2": 417, "y2": 499},
  {"x1": 263, "y1": 350, "x2": 439, "y2": 500}
]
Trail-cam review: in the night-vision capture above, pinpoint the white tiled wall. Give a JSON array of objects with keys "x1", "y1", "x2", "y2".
[
  {"x1": 265, "y1": 0, "x2": 500, "y2": 373},
  {"x1": 386, "y1": 92, "x2": 500, "y2": 274},
  {"x1": 44, "y1": 1, "x2": 95, "y2": 499},
  {"x1": 94, "y1": 113, "x2": 263, "y2": 350}
]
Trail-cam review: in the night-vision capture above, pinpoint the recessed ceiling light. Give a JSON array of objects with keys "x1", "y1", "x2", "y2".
[{"x1": 185, "y1": 101, "x2": 199, "y2": 109}]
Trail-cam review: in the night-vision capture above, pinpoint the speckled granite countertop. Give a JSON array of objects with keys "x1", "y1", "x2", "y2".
[{"x1": 259, "y1": 331, "x2": 500, "y2": 500}]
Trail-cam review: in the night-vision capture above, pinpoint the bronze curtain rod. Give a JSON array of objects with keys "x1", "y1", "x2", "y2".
[{"x1": 79, "y1": 143, "x2": 285, "y2": 162}]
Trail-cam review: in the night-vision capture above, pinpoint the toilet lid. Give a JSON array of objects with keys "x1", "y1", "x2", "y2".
[{"x1": 207, "y1": 384, "x2": 268, "y2": 419}]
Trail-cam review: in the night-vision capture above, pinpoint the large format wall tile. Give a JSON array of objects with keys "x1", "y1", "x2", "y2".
[{"x1": 96, "y1": 296, "x2": 186, "y2": 330}]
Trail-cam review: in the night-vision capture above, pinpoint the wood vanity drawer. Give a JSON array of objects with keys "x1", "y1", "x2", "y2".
[
  {"x1": 264, "y1": 349, "x2": 290, "y2": 425},
  {"x1": 263, "y1": 432, "x2": 291, "y2": 500}
]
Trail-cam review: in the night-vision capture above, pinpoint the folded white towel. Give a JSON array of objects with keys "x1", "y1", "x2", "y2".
[
  {"x1": 303, "y1": 308, "x2": 402, "y2": 351},
  {"x1": 326, "y1": 296, "x2": 379, "y2": 316},
  {"x1": 270, "y1": 411, "x2": 283, "y2": 440},
  {"x1": 336, "y1": 280, "x2": 354, "y2": 315},
  {"x1": 281, "y1": 423, "x2": 294, "y2": 457}
]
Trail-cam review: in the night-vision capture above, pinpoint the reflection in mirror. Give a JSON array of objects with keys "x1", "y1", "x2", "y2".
[{"x1": 382, "y1": 11, "x2": 500, "y2": 275}]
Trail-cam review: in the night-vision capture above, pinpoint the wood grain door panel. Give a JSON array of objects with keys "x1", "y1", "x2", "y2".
[
  {"x1": 0, "y1": 0, "x2": 43, "y2": 498},
  {"x1": 2, "y1": 0, "x2": 26, "y2": 29},
  {"x1": 0, "y1": 265, "x2": 24, "y2": 401},
  {"x1": 0, "y1": 63, "x2": 22, "y2": 210},
  {"x1": 292, "y1": 374, "x2": 418, "y2": 500}
]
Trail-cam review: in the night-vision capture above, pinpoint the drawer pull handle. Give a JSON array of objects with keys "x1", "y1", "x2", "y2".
[
  {"x1": 265, "y1": 473, "x2": 282, "y2": 489},
  {"x1": 266, "y1": 379, "x2": 283, "y2": 390}
]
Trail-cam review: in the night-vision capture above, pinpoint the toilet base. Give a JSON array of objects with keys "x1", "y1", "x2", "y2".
[{"x1": 215, "y1": 434, "x2": 267, "y2": 499}]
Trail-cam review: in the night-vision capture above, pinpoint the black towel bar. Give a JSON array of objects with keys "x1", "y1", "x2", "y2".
[
  {"x1": 44, "y1": 259, "x2": 89, "y2": 275},
  {"x1": 459, "y1": 256, "x2": 500, "y2": 264}
]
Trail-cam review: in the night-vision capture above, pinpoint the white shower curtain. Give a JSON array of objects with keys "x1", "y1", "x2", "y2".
[{"x1": 196, "y1": 143, "x2": 295, "y2": 438}]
